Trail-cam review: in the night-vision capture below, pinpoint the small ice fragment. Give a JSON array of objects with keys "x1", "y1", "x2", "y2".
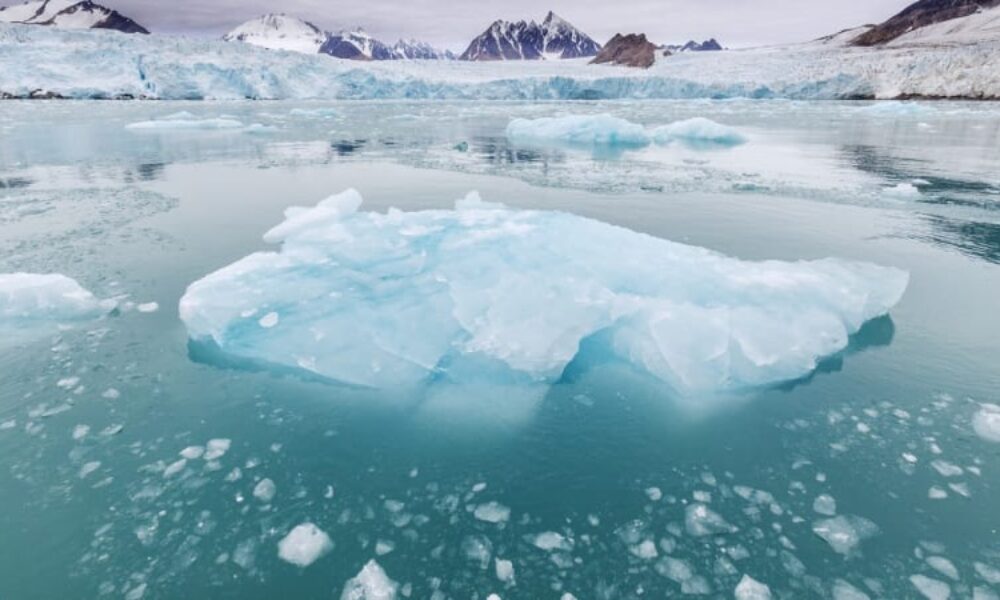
[
  {"x1": 884, "y1": 183, "x2": 921, "y2": 198},
  {"x1": 375, "y1": 540, "x2": 395, "y2": 556},
  {"x1": 910, "y1": 574, "x2": 951, "y2": 600},
  {"x1": 100, "y1": 424, "x2": 123, "y2": 436},
  {"x1": 486, "y1": 595, "x2": 501, "y2": 600},
  {"x1": 532, "y1": 531, "x2": 571, "y2": 552},
  {"x1": 278, "y1": 523, "x2": 332, "y2": 567},
  {"x1": 813, "y1": 494, "x2": 837, "y2": 516},
  {"x1": 259, "y1": 312, "x2": 279, "y2": 328},
  {"x1": 163, "y1": 458, "x2": 187, "y2": 477},
  {"x1": 812, "y1": 515, "x2": 879, "y2": 555},
  {"x1": 631, "y1": 540, "x2": 658, "y2": 560},
  {"x1": 972, "y1": 404, "x2": 1000, "y2": 443},
  {"x1": 72, "y1": 424, "x2": 90, "y2": 440},
  {"x1": 645, "y1": 486, "x2": 662, "y2": 501},
  {"x1": 101, "y1": 388, "x2": 120, "y2": 399},
  {"x1": 506, "y1": 114, "x2": 651, "y2": 148},
  {"x1": 495, "y1": 558, "x2": 515, "y2": 584},
  {"x1": 685, "y1": 503, "x2": 734, "y2": 536},
  {"x1": 974, "y1": 586, "x2": 999, "y2": 600},
  {"x1": 79, "y1": 461, "x2": 100, "y2": 478},
  {"x1": 340, "y1": 559, "x2": 396, "y2": 600},
  {"x1": 253, "y1": 478, "x2": 277, "y2": 503},
  {"x1": 651, "y1": 117, "x2": 747, "y2": 147},
  {"x1": 472, "y1": 482, "x2": 487, "y2": 493},
  {"x1": 735, "y1": 574, "x2": 772, "y2": 600},
  {"x1": 832, "y1": 579, "x2": 871, "y2": 600},
  {"x1": 180, "y1": 446, "x2": 204, "y2": 459},
  {"x1": 474, "y1": 501, "x2": 510, "y2": 524},
  {"x1": 561, "y1": 595, "x2": 577, "y2": 600},
  {"x1": 124, "y1": 583, "x2": 147, "y2": 600},
  {"x1": 930, "y1": 460, "x2": 963, "y2": 477},
  {"x1": 57, "y1": 377, "x2": 80, "y2": 389},
  {"x1": 461, "y1": 535, "x2": 493, "y2": 568},
  {"x1": 927, "y1": 556, "x2": 960, "y2": 581},
  {"x1": 928, "y1": 486, "x2": 948, "y2": 499},
  {"x1": 137, "y1": 302, "x2": 159, "y2": 313},
  {"x1": 948, "y1": 482, "x2": 971, "y2": 497},
  {"x1": 204, "y1": 438, "x2": 231, "y2": 460},
  {"x1": 975, "y1": 562, "x2": 1000, "y2": 584}
]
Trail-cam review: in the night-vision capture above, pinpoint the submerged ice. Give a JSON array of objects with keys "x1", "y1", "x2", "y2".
[
  {"x1": 179, "y1": 190, "x2": 907, "y2": 394},
  {"x1": 505, "y1": 114, "x2": 746, "y2": 149},
  {"x1": 0, "y1": 273, "x2": 107, "y2": 332}
]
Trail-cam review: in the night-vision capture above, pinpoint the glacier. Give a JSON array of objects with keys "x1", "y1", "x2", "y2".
[
  {"x1": 178, "y1": 190, "x2": 908, "y2": 394},
  {"x1": 1, "y1": 22, "x2": 998, "y2": 100}
]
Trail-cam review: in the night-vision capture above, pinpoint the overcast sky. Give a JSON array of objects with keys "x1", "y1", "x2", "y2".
[{"x1": 4, "y1": 0, "x2": 912, "y2": 50}]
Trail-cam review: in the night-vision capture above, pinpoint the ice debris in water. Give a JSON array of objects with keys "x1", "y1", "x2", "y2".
[
  {"x1": 179, "y1": 190, "x2": 909, "y2": 394},
  {"x1": 253, "y1": 478, "x2": 276, "y2": 503},
  {"x1": 813, "y1": 494, "x2": 837, "y2": 516},
  {"x1": 532, "y1": 531, "x2": 572, "y2": 552},
  {"x1": 341, "y1": 559, "x2": 397, "y2": 600},
  {"x1": 505, "y1": 114, "x2": 650, "y2": 147},
  {"x1": 277, "y1": 522, "x2": 332, "y2": 567},
  {"x1": 972, "y1": 404, "x2": 1000, "y2": 443},
  {"x1": 910, "y1": 574, "x2": 951, "y2": 600},
  {"x1": 0, "y1": 273, "x2": 108, "y2": 327},
  {"x1": 735, "y1": 574, "x2": 772, "y2": 600},
  {"x1": 473, "y1": 501, "x2": 511, "y2": 524},
  {"x1": 685, "y1": 503, "x2": 735, "y2": 536},
  {"x1": 832, "y1": 579, "x2": 871, "y2": 600},
  {"x1": 650, "y1": 117, "x2": 747, "y2": 147},
  {"x1": 126, "y1": 112, "x2": 245, "y2": 131},
  {"x1": 495, "y1": 558, "x2": 515, "y2": 584},
  {"x1": 812, "y1": 515, "x2": 879, "y2": 556}
]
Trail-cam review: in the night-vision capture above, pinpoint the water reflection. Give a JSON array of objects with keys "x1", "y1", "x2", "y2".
[{"x1": 920, "y1": 214, "x2": 1000, "y2": 264}]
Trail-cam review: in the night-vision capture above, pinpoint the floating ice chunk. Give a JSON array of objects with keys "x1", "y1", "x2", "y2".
[
  {"x1": 461, "y1": 535, "x2": 493, "y2": 568},
  {"x1": 180, "y1": 446, "x2": 204, "y2": 459},
  {"x1": 473, "y1": 501, "x2": 510, "y2": 524},
  {"x1": 532, "y1": 531, "x2": 572, "y2": 552},
  {"x1": 972, "y1": 404, "x2": 1000, "y2": 443},
  {"x1": 505, "y1": 114, "x2": 650, "y2": 147},
  {"x1": 685, "y1": 503, "x2": 735, "y2": 536},
  {"x1": 974, "y1": 587, "x2": 999, "y2": 600},
  {"x1": 930, "y1": 460, "x2": 963, "y2": 477},
  {"x1": 884, "y1": 183, "x2": 921, "y2": 198},
  {"x1": 179, "y1": 190, "x2": 908, "y2": 395},
  {"x1": 832, "y1": 579, "x2": 870, "y2": 600},
  {"x1": 928, "y1": 486, "x2": 949, "y2": 500},
  {"x1": 910, "y1": 574, "x2": 951, "y2": 600},
  {"x1": 72, "y1": 424, "x2": 90, "y2": 440},
  {"x1": 244, "y1": 123, "x2": 279, "y2": 134},
  {"x1": 278, "y1": 523, "x2": 332, "y2": 567},
  {"x1": 858, "y1": 102, "x2": 936, "y2": 117},
  {"x1": 813, "y1": 494, "x2": 837, "y2": 516},
  {"x1": 79, "y1": 461, "x2": 100, "y2": 478},
  {"x1": 631, "y1": 539, "x2": 659, "y2": 560},
  {"x1": 0, "y1": 273, "x2": 106, "y2": 330},
  {"x1": 374, "y1": 540, "x2": 394, "y2": 555},
  {"x1": 258, "y1": 312, "x2": 280, "y2": 328},
  {"x1": 102, "y1": 388, "x2": 121, "y2": 400},
  {"x1": 735, "y1": 574, "x2": 772, "y2": 600},
  {"x1": 204, "y1": 438, "x2": 231, "y2": 460},
  {"x1": 126, "y1": 117, "x2": 245, "y2": 131},
  {"x1": 290, "y1": 108, "x2": 338, "y2": 118},
  {"x1": 253, "y1": 478, "x2": 277, "y2": 503},
  {"x1": 163, "y1": 458, "x2": 187, "y2": 478},
  {"x1": 975, "y1": 562, "x2": 1000, "y2": 584},
  {"x1": 340, "y1": 559, "x2": 397, "y2": 600},
  {"x1": 812, "y1": 515, "x2": 879, "y2": 556},
  {"x1": 137, "y1": 302, "x2": 159, "y2": 313},
  {"x1": 926, "y1": 556, "x2": 960, "y2": 581},
  {"x1": 650, "y1": 117, "x2": 747, "y2": 147},
  {"x1": 495, "y1": 558, "x2": 515, "y2": 584},
  {"x1": 645, "y1": 487, "x2": 663, "y2": 501}
]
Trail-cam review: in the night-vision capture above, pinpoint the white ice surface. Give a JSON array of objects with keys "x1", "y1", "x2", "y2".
[
  {"x1": 1, "y1": 22, "x2": 998, "y2": 99},
  {"x1": 179, "y1": 189, "x2": 908, "y2": 395},
  {"x1": 277, "y1": 522, "x2": 332, "y2": 567},
  {"x1": 0, "y1": 272, "x2": 107, "y2": 327},
  {"x1": 340, "y1": 560, "x2": 397, "y2": 600}
]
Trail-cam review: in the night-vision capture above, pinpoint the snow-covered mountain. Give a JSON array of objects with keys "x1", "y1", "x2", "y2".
[
  {"x1": 222, "y1": 14, "x2": 326, "y2": 54},
  {"x1": 0, "y1": 0, "x2": 147, "y2": 33},
  {"x1": 664, "y1": 39, "x2": 724, "y2": 53},
  {"x1": 889, "y1": 2, "x2": 1000, "y2": 45},
  {"x1": 392, "y1": 38, "x2": 455, "y2": 60},
  {"x1": 319, "y1": 28, "x2": 397, "y2": 60},
  {"x1": 853, "y1": 0, "x2": 1000, "y2": 45},
  {"x1": 223, "y1": 15, "x2": 452, "y2": 60},
  {"x1": 460, "y1": 11, "x2": 601, "y2": 60}
]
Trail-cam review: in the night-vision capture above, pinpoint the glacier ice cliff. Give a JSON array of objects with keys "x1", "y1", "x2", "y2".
[
  {"x1": 1, "y1": 23, "x2": 998, "y2": 100},
  {"x1": 179, "y1": 190, "x2": 908, "y2": 394}
]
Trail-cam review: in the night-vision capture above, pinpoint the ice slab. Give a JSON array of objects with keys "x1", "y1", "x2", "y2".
[
  {"x1": 972, "y1": 403, "x2": 1000, "y2": 443},
  {"x1": 650, "y1": 117, "x2": 747, "y2": 147},
  {"x1": 1, "y1": 273, "x2": 108, "y2": 343},
  {"x1": 340, "y1": 560, "x2": 397, "y2": 600},
  {"x1": 179, "y1": 190, "x2": 908, "y2": 395},
  {"x1": 277, "y1": 523, "x2": 332, "y2": 567},
  {"x1": 505, "y1": 114, "x2": 651, "y2": 147},
  {"x1": 735, "y1": 575, "x2": 772, "y2": 600},
  {"x1": 126, "y1": 116, "x2": 245, "y2": 131}
]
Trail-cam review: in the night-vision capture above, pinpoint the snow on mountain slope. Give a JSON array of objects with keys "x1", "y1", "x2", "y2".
[
  {"x1": 392, "y1": 39, "x2": 454, "y2": 60},
  {"x1": 320, "y1": 28, "x2": 397, "y2": 60},
  {"x1": 0, "y1": 0, "x2": 147, "y2": 33},
  {"x1": 853, "y1": 0, "x2": 999, "y2": 45},
  {"x1": 0, "y1": 22, "x2": 997, "y2": 100},
  {"x1": 222, "y1": 14, "x2": 326, "y2": 54},
  {"x1": 890, "y1": 3, "x2": 1000, "y2": 45},
  {"x1": 461, "y1": 12, "x2": 601, "y2": 60}
]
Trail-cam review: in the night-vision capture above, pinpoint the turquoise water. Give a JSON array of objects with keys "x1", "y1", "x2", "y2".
[{"x1": 1, "y1": 100, "x2": 999, "y2": 599}]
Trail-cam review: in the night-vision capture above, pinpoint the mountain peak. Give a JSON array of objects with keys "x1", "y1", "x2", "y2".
[
  {"x1": 0, "y1": 0, "x2": 148, "y2": 33},
  {"x1": 461, "y1": 12, "x2": 601, "y2": 60}
]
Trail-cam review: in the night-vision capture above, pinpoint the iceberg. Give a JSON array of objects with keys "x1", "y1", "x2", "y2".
[
  {"x1": 126, "y1": 114, "x2": 245, "y2": 131},
  {"x1": 650, "y1": 117, "x2": 747, "y2": 147},
  {"x1": 1, "y1": 273, "x2": 107, "y2": 327},
  {"x1": 179, "y1": 189, "x2": 907, "y2": 395},
  {"x1": 505, "y1": 114, "x2": 651, "y2": 148}
]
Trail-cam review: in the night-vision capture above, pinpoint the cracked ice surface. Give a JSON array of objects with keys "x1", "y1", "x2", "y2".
[{"x1": 179, "y1": 189, "x2": 907, "y2": 394}]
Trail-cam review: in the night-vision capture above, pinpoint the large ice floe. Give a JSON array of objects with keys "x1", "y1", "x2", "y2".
[
  {"x1": 505, "y1": 114, "x2": 746, "y2": 150},
  {"x1": 0, "y1": 273, "x2": 109, "y2": 343},
  {"x1": 179, "y1": 189, "x2": 907, "y2": 395}
]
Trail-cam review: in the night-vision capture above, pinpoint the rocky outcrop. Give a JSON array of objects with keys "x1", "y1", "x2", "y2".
[
  {"x1": 852, "y1": 0, "x2": 1000, "y2": 45},
  {"x1": 590, "y1": 33, "x2": 657, "y2": 68}
]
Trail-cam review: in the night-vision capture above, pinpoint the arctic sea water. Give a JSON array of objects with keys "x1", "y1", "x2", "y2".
[{"x1": 0, "y1": 99, "x2": 999, "y2": 599}]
